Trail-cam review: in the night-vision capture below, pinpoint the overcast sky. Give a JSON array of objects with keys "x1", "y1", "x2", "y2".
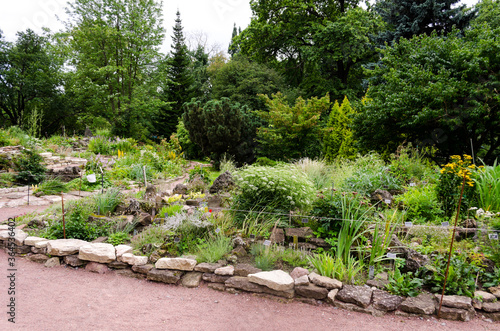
[{"x1": 0, "y1": 0, "x2": 479, "y2": 55}]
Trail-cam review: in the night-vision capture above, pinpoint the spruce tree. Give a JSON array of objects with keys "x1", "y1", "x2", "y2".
[
  {"x1": 375, "y1": 0, "x2": 476, "y2": 45},
  {"x1": 228, "y1": 23, "x2": 240, "y2": 58},
  {"x1": 160, "y1": 10, "x2": 194, "y2": 138}
]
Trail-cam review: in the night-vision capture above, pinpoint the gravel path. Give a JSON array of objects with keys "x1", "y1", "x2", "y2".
[{"x1": 0, "y1": 250, "x2": 496, "y2": 331}]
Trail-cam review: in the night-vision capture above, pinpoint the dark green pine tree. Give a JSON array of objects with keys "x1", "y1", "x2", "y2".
[
  {"x1": 375, "y1": 0, "x2": 476, "y2": 45},
  {"x1": 159, "y1": 10, "x2": 194, "y2": 139},
  {"x1": 228, "y1": 23, "x2": 240, "y2": 58}
]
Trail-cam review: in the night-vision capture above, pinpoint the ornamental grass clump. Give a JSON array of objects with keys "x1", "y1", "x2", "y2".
[{"x1": 232, "y1": 164, "x2": 315, "y2": 219}]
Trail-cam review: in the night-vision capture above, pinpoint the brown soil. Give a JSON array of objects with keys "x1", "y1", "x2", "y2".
[{"x1": 0, "y1": 250, "x2": 496, "y2": 330}]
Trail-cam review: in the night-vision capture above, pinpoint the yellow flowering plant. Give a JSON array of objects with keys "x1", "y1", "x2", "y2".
[{"x1": 436, "y1": 155, "x2": 479, "y2": 218}]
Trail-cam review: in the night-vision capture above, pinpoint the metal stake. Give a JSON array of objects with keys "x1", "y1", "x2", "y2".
[{"x1": 61, "y1": 192, "x2": 66, "y2": 239}]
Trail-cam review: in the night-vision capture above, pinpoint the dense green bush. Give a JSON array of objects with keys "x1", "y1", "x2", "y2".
[
  {"x1": 232, "y1": 164, "x2": 315, "y2": 218},
  {"x1": 14, "y1": 149, "x2": 47, "y2": 184},
  {"x1": 88, "y1": 136, "x2": 114, "y2": 154},
  {"x1": 394, "y1": 185, "x2": 443, "y2": 223}
]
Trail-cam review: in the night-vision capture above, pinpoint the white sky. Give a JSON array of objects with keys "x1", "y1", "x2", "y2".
[{"x1": 0, "y1": 0, "x2": 479, "y2": 56}]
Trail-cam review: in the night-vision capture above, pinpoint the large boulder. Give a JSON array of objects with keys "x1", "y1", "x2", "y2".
[
  {"x1": 46, "y1": 239, "x2": 89, "y2": 256},
  {"x1": 209, "y1": 171, "x2": 234, "y2": 194},
  {"x1": 78, "y1": 243, "x2": 116, "y2": 263}
]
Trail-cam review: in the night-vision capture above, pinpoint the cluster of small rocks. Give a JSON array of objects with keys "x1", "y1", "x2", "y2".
[{"x1": 1, "y1": 224, "x2": 499, "y2": 323}]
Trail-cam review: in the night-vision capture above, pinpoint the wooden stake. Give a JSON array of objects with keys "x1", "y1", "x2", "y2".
[
  {"x1": 61, "y1": 192, "x2": 66, "y2": 239},
  {"x1": 438, "y1": 175, "x2": 467, "y2": 318}
]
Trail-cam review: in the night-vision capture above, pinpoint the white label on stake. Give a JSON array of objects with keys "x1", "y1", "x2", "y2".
[
  {"x1": 385, "y1": 199, "x2": 392, "y2": 204},
  {"x1": 369, "y1": 265, "x2": 375, "y2": 279},
  {"x1": 405, "y1": 222, "x2": 413, "y2": 227},
  {"x1": 215, "y1": 228, "x2": 220, "y2": 234},
  {"x1": 410, "y1": 183, "x2": 416, "y2": 187},
  {"x1": 263, "y1": 240, "x2": 271, "y2": 246},
  {"x1": 441, "y1": 222, "x2": 450, "y2": 227},
  {"x1": 387, "y1": 253, "x2": 397, "y2": 259},
  {"x1": 302, "y1": 218, "x2": 309, "y2": 224},
  {"x1": 489, "y1": 233, "x2": 499, "y2": 240},
  {"x1": 87, "y1": 174, "x2": 96, "y2": 183}
]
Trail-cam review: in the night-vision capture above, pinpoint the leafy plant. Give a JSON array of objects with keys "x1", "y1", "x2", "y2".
[
  {"x1": 34, "y1": 178, "x2": 69, "y2": 196},
  {"x1": 195, "y1": 235, "x2": 232, "y2": 263},
  {"x1": 386, "y1": 266, "x2": 423, "y2": 297},
  {"x1": 276, "y1": 247, "x2": 310, "y2": 268},
  {"x1": 188, "y1": 165, "x2": 211, "y2": 184},
  {"x1": 14, "y1": 149, "x2": 46, "y2": 184},
  {"x1": 131, "y1": 225, "x2": 172, "y2": 255},
  {"x1": 388, "y1": 144, "x2": 437, "y2": 184},
  {"x1": 394, "y1": 184, "x2": 443, "y2": 223},
  {"x1": 307, "y1": 252, "x2": 363, "y2": 284},
  {"x1": 158, "y1": 204, "x2": 183, "y2": 218},
  {"x1": 88, "y1": 136, "x2": 114, "y2": 154},
  {"x1": 475, "y1": 161, "x2": 500, "y2": 212},
  {"x1": 94, "y1": 188, "x2": 122, "y2": 216},
  {"x1": 107, "y1": 232, "x2": 130, "y2": 246},
  {"x1": 294, "y1": 158, "x2": 332, "y2": 190},
  {"x1": 481, "y1": 268, "x2": 500, "y2": 288}
]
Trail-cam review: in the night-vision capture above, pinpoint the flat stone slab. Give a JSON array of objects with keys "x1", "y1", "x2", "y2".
[
  {"x1": 194, "y1": 262, "x2": 222, "y2": 273},
  {"x1": 78, "y1": 243, "x2": 116, "y2": 263},
  {"x1": 132, "y1": 264, "x2": 154, "y2": 275},
  {"x1": 182, "y1": 272, "x2": 203, "y2": 288},
  {"x1": 215, "y1": 265, "x2": 234, "y2": 276},
  {"x1": 24, "y1": 236, "x2": 47, "y2": 246},
  {"x1": 35, "y1": 240, "x2": 49, "y2": 248},
  {"x1": 248, "y1": 270, "x2": 294, "y2": 291},
  {"x1": 435, "y1": 294, "x2": 472, "y2": 310},
  {"x1": 234, "y1": 263, "x2": 262, "y2": 277},
  {"x1": 26, "y1": 254, "x2": 50, "y2": 264},
  {"x1": 438, "y1": 306, "x2": 475, "y2": 322},
  {"x1": 147, "y1": 268, "x2": 183, "y2": 284},
  {"x1": 85, "y1": 262, "x2": 110, "y2": 274},
  {"x1": 47, "y1": 239, "x2": 89, "y2": 256},
  {"x1": 482, "y1": 301, "x2": 500, "y2": 313},
  {"x1": 295, "y1": 275, "x2": 310, "y2": 286},
  {"x1": 333, "y1": 300, "x2": 385, "y2": 317},
  {"x1": 225, "y1": 276, "x2": 294, "y2": 299},
  {"x1": 474, "y1": 290, "x2": 496, "y2": 303},
  {"x1": 120, "y1": 253, "x2": 148, "y2": 266},
  {"x1": 202, "y1": 273, "x2": 231, "y2": 284},
  {"x1": 0, "y1": 229, "x2": 28, "y2": 246},
  {"x1": 400, "y1": 293, "x2": 436, "y2": 315},
  {"x1": 295, "y1": 284, "x2": 328, "y2": 300},
  {"x1": 308, "y1": 272, "x2": 342, "y2": 289},
  {"x1": 64, "y1": 255, "x2": 85, "y2": 267},
  {"x1": 115, "y1": 244, "x2": 133, "y2": 258},
  {"x1": 155, "y1": 257, "x2": 197, "y2": 271},
  {"x1": 336, "y1": 285, "x2": 373, "y2": 308},
  {"x1": 372, "y1": 290, "x2": 403, "y2": 311}
]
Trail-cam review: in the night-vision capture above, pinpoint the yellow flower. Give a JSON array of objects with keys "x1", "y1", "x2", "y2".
[{"x1": 464, "y1": 155, "x2": 472, "y2": 160}]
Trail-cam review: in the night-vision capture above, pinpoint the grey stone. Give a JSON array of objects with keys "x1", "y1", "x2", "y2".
[
  {"x1": 270, "y1": 228, "x2": 285, "y2": 244},
  {"x1": 290, "y1": 267, "x2": 309, "y2": 280},
  {"x1": 30, "y1": 246, "x2": 47, "y2": 254},
  {"x1": 435, "y1": 294, "x2": 472, "y2": 310},
  {"x1": 194, "y1": 262, "x2": 222, "y2": 273},
  {"x1": 108, "y1": 261, "x2": 129, "y2": 269},
  {"x1": 438, "y1": 306, "x2": 475, "y2": 322},
  {"x1": 63, "y1": 255, "x2": 85, "y2": 267},
  {"x1": 46, "y1": 239, "x2": 89, "y2": 256},
  {"x1": 215, "y1": 265, "x2": 234, "y2": 276},
  {"x1": 202, "y1": 273, "x2": 230, "y2": 283},
  {"x1": 234, "y1": 263, "x2": 262, "y2": 277},
  {"x1": 209, "y1": 171, "x2": 234, "y2": 194},
  {"x1": 294, "y1": 275, "x2": 310, "y2": 286},
  {"x1": 45, "y1": 257, "x2": 60, "y2": 268},
  {"x1": 366, "y1": 279, "x2": 390, "y2": 289},
  {"x1": 78, "y1": 243, "x2": 116, "y2": 263},
  {"x1": 26, "y1": 254, "x2": 50, "y2": 264},
  {"x1": 295, "y1": 284, "x2": 328, "y2": 300},
  {"x1": 115, "y1": 244, "x2": 133, "y2": 258},
  {"x1": 15, "y1": 245, "x2": 31, "y2": 254},
  {"x1": 0, "y1": 229, "x2": 28, "y2": 246},
  {"x1": 24, "y1": 236, "x2": 47, "y2": 246},
  {"x1": 155, "y1": 257, "x2": 197, "y2": 271},
  {"x1": 132, "y1": 264, "x2": 154, "y2": 275},
  {"x1": 489, "y1": 286, "x2": 500, "y2": 299},
  {"x1": 173, "y1": 184, "x2": 188, "y2": 195},
  {"x1": 85, "y1": 262, "x2": 110, "y2": 274},
  {"x1": 225, "y1": 276, "x2": 294, "y2": 299},
  {"x1": 482, "y1": 301, "x2": 500, "y2": 313},
  {"x1": 336, "y1": 285, "x2": 373, "y2": 308},
  {"x1": 327, "y1": 289, "x2": 339, "y2": 304},
  {"x1": 475, "y1": 290, "x2": 496, "y2": 303},
  {"x1": 308, "y1": 272, "x2": 342, "y2": 290},
  {"x1": 182, "y1": 272, "x2": 203, "y2": 288},
  {"x1": 147, "y1": 268, "x2": 183, "y2": 284},
  {"x1": 248, "y1": 270, "x2": 294, "y2": 291},
  {"x1": 208, "y1": 283, "x2": 226, "y2": 292},
  {"x1": 115, "y1": 269, "x2": 146, "y2": 280},
  {"x1": 400, "y1": 293, "x2": 436, "y2": 315},
  {"x1": 333, "y1": 300, "x2": 386, "y2": 317},
  {"x1": 482, "y1": 312, "x2": 500, "y2": 322},
  {"x1": 372, "y1": 290, "x2": 403, "y2": 311}
]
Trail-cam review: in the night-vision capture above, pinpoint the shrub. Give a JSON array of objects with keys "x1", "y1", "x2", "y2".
[
  {"x1": 34, "y1": 178, "x2": 69, "y2": 196},
  {"x1": 131, "y1": 225, "x2": 172, "y2": 255},
  {"x1": 254, "y1": 157, "x2": 277, "y2": 167},
  {"x1": 158, "y1": 204, "x2": 183, "y2": 218},
  {"x1": 232, "y1": 164, "x2": 315, "y2": 217},
  {"x1": 250, "y1": 243, "x2": 277, "y2": 271},
  {"x1": 475, "y1": 161, "x2": 500, "y2": 212},
  {"x1": 294, "y1": 158, "x2": 332, "y2": 190},
  {"x1": 94, "y1": 188, "x2": 122, "y2": 216},
  {"x1": 307, "y1": 252, "x2": 363, "y2": 284},
  {"x1": 324, "y1": 96, "x2": 357, "y2": 161},
  {"x1": 107, "y1": 232, "x2": 130, "y2": 246},
  {"x1": 385, "y1": 267, "x2": 423, "y2": 297},
  {"x1": 195, "y1": 235, "x2": 232, "y2": 263},
  {"x1": 88, "y1": 136, "x2": 114, "y2": 154},
  {"x1": 14, "y1": 149, "x2": 47, "y2": 184},
  {"x1": 394, "y1": 185, "x2": 443, "y2": 223},
  {"x1": 389, "y1": 144, "x2": 437, "y2": 184}
]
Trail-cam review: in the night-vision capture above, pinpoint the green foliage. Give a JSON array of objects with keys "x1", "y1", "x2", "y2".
[
  {"x1": 294, "y1": 158, "x2": 332, "y2": 190},
  {"x1": 94, "y1": 188, "x2": 122, "y2": 216},
  {"x1": 474, "y1": 0, "x2": 500, "y2": 29},
  {"x1": 188, "y1": 165, "x2": 211, "y2": 185},
  {"x1": 394, "y1": 185, "x2": 443, "y2": 223},
  {"x1": 386, "y1": 267, "x2": 423, "y2": 297},
  {"x1": 355, "y1": 27, "x2": 500, "y2": 162},
  {"x1": 254, "y1": 157, "x2": 277, "y2": 167},
  {"x1": 475, "y1": 161, "x2": 500, "y2": 212},
  {"x1": 422, "y1": 254, "x2": 481, "y2": 297},
  {"x1": 307, "y1": 252, "x2": 364, "y2": 285},
  {"x1": 34, "y1": 178, "x2": 69, "y2": 196},
  {"x1": 174, "y1": 120, "x2": 202, "y2": 159},
  {"x1": 0, "y1": 173, "x2": 15, "y2": 187},
  {"x1": 481, "y1": 268, "x2": 500, "y2": 289},
  {"x1": 183, "y1": 98, "x2": 257, "y2": 164},
  {"x1": 158, "y1": 204, "x2": 183, "y2": 218},
  {"x1": 389, "y1": 145, "x2": 438, "y2": 185},
  {"x1": 324, "y1": 96, "x2": 357, "y2": 161},
  {"x1": 256, "y1": 93, "x2": 330, "y2": 160},
  {"x1": 131, "y1": 225, "x2": 172, "y2": 255},
  {"x1": 276, "y1": 248, "x2": 310, "y2": 268},
  {"x1": 14, "y1": 149, "x2": 47, "y2": 184},
  {"x1": 195, "y1": 235, "x2": 232, "y2": 263},
  {"x1": 232, "y1": 164, "x2": 315, "y2": 217},
  {"x1": 250, "y1": 243, "x2": 277, "y2": 271},
  {"x1": 107, "y1": 232, "x2": 130, "y2": 246}
]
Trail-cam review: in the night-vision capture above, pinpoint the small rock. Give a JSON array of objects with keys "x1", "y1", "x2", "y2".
[
  {"x1": 202, "y1": 273, "x2": 230, "y2": 283},
  {"x1": 85, "y1": 262, "x2": 110, "y2": 274},
  {"x1": 208, "y1": 283, "x2": 226, "y2": 292},
  {"x1": 308, "y1": 272, "x2": 342, "y2": 290},
  {"x1": 294, "y1": 275, "x2": 310, "y2": 286},
  {"x1": 438, "y1": 306, "x2": 475, "y2": 322},
  {"x1": 45, "y1": 257, "x2": 60, "y2": 268},
  {"x1": 30, "y1": 246, "x2": 47, "y2": 254},
  {"x1": 231, "y1": 246, "x2": 247, "y2": 257},
  {"x1": 270, "y1": 228, "x2": 285, "y2": 243},
  {"x1": 132, "y1": 264, "x2": 154, "y2": 275},
  {"x1": 182, "y1": 272, "x2": 203, "y2": 288},
  {"x1": 26, "y1": 254, "x2": 50, "y2": 264},
  {"x1": 434, "y1": 294, "x2": 472, "y2": 310},
  {"x1": 172, "y1": 184, "x2": 188, "y2": 195},
  {"x1": 400, "y1": 293, "x2": 436, "y2": 315},
  {"x1": 107, "y1": 261, "x2": 129, "y2": 269},
  {"x1": 482, "y1": 301, "x2": 500, "y2": 313},
  {"x1": 147, "y1": 268, "x2": 183, "y2": 284},
  {"x1": 194, "y1": 262, "x2": 222, "y2": 273},
  {"x1": 296, "y1": 284, "x2": 328, "y2": 300},
  {"x1": 284, "y1": 227, "x2": 313, "y2": 239},
  {"x1": 46, "y1": 239, "x2": 89, "y2": 256},
  {"x1": 225, "y1": 276, "x2": 294, "y2": 299},
  {"x1": 489, "y1": 286, "x2": 500, "y2": 299},
  {"x1": 290, "y1": 267, "x2": 310, "y2": 280},
  {"x1": 336, "y1": 285, "x2": 373, "y2": 308},
  {"x1": 115, "y1": 244, "x2": 133, "y2": 258},
  {"x1": 78, "y1": 243, "x2": 116, "y2": 263},
  {"x1": 155, "y1": 257, "x2": 197, "y2": 271},
  {"x1": 327, "y1": 289, "x2": 339, "y2": 304},
  {"x1": 115, "y1": 269, "x2": 146, "y2": 280},
  {"x1": 474, "y1": 290, "x2": 496, "y2": 303},
  {"x1": 234, "y1": 264, "x2": 262, "y2": 277},
  {"x1": 215, "y1": 265, "x2": 234, "y2": 276},
  {"x1": 24, "y1": 236, "x2": 47, "y2": 246},
  {"x1": 63, "y1": 255, "x2": 85, "y2": 267},
  {"x1": 372, "y1": 290, "x2": 403, "y2": 311}
]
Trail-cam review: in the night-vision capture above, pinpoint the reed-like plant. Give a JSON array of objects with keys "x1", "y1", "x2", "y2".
[{"x1": 475, "y1": 161, "x2": 500, "y2": 212}]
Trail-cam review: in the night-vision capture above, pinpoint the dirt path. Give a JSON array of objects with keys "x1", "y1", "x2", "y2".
[{"x1": 0, "y1": 250, "x2": 495, "y2": 331}]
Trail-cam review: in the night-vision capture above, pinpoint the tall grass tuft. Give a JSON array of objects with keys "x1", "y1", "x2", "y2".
[
  {"x1": 195, "y1": 235, "x2": 233, "y2": 263},
  {"x1": 294, "y1": 158, "x2": 332, "y2": 190},
  {"x1": 475, "y1": 161, "x2": 500, "y2": 212},
  {"x1": 94, "y1": 188, "x2": 122, "y2": 215}
]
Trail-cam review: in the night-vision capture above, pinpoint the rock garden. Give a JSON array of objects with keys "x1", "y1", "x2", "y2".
[{"x1": 1, "y1": 128, "x2": 500, "y2": 323}]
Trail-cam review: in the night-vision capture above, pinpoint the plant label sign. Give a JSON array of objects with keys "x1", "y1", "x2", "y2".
[
  {"x1": 384, "y1": 199, "x2": 392, "y2": 204},
  {"x1": 409, "y1": 182, "x2": 416, "y2": 187},
  {"x1": 263, "y1": 240, "x2": 271, "y2": 246},
  {"x1": 489, "y1": 233, "x2": 499, "y2": 240},
  {"x1": 405, "y1": 222, "x2": 413, "y2": 227},
  {"x1": 387, "y1": 253, "x2": 397, "y2": 259},
  {"x1": 441, "y1": 222, "x2": 450, "y2": 227},
  {"x1": 369, "y1": 265, "x2": 374, "y2": 279},
  {"x1": 215, "y1": 228, "x2": 220, "y2": 234},
  {"x1": 87, "y1": 174, "x2": 96, "y2": 183},
  {"x1": 302, "y1": 218, "x2": 309, "y2": 224}
]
